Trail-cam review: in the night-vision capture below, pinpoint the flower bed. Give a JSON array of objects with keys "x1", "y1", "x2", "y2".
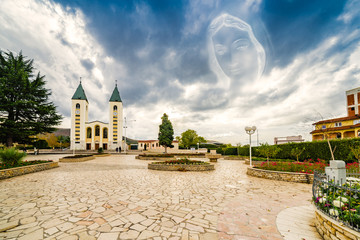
[
  {"x1": 256, "y1": 160, "x2": 326, "y2": 174},
  {"x1": 0, "y1": 160, "x2": 53, "y2": 170},
  {"x1": 148, "y1": 159, "x2": 214, "y2": 171},
  {"x1": 313, "y1": 171, "x2": 360, "y2": 232},
  {"x1": 0, "y1": 161, "x2": 58, "y2": 180},
  {"x1": 59, "y1": 155, "x2": 95, "y2": 162}
]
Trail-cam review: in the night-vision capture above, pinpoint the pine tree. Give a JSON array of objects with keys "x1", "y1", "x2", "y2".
[
  {"x1": 0, "y1": 51, "x2": 62, "y2": 146},
  {"x1": 158, "y1": 113, "x2": 174, "y2": 153}
]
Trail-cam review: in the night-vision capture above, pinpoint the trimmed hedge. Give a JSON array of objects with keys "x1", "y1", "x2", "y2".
[{"x1": 219, "y1": 138, "x2": 360, "y2": 162}]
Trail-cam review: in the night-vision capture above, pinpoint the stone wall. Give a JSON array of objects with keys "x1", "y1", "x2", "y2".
[
  {"x1": 148, "y1": 163, "x2": 214, "y2": 171},
  {"x1": 246, "y1": 167, "x2": 314, "y2": 183},
  {"x1": 59, "y1": 156, "x2": 95, "y2": 162},
  {"x1": 315, "y1": 209, "x2": 360, "y2": 240},
  {"x1": 0, "y1": 162, "x2": 59, "y2": 180},
  {"x1": 135, "y1": 156, "x2": 176, "y2": 161},
  {"x1": 244, "y1": 160, "x2": 263, "y2": 166}
]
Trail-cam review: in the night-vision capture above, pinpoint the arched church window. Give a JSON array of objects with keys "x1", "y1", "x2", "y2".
[
  {"x1": 76, "y1": 103, "x2": 80, "y2": 109},
  {"x1": 103, "y1": 128, "x2": 108, "y2": 138},
  {"x1": 95, "y1": 126, "x2": 100, "y2": 136},
  {"x1": 87, "y1": 128, "x2": 92, "y2": 138},
  {"x1": 113, "y1": 105, "x2": 117, "y2": 111}
]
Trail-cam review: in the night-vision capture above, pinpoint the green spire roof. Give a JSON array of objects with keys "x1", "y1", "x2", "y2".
[
  {"x1": 109, "y1": 85, "x2": 122, "y2": 102},
  {"x1": 72, "y1": 82, "x2": 88, "y2": 102}
]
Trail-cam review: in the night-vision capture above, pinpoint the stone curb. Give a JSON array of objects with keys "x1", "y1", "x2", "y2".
[
  {"x1": 0, "y1": 162, "x2": 59, "y2": 180},
  {"x1": 315, "y1": 209, "x2": 360, "y2": 240},
  {"x1": 246, "y1": 167, "x2": 314, "y2": 183},
  {"x1": 59, "y1": 156, "x2": 95, "y2": 162},
  {"x1": 148, "y1": 163, "x2": 214, "y2": 171}
]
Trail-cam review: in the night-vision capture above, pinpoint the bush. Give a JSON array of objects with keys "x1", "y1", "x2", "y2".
[
  {"x1": 0, "y1": 148, "x2": 27, "y2": 168},
  {"x1": 221, "y1": 138, "x2": 360, "y2": 163},
  {"x1": 98, "y1": 147, "x2": 103, "y2": 154},
  {"x1": 63, "y1": 154, "x2": 92, "y2": 159}
]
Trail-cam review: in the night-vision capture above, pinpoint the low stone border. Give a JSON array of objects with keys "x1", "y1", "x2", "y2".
[
  {"x1": 148, "y1": 163, "x2": 214, "y2": 171},
  {"x1": 136, "y1": 156, "x2": 176, "y2": 161},
  {"x1": 244, "y1": 160, "x2": 263, "y2": 166},
  {"x1": 224, "y1": 156, "x2": 247, "y2": 160},
  {"x1": 0, "y1": 162, "x2": 59, "y2": 180},
  {"x1": 95, "y1": 154, "x2": 111, "y2": 157},
  {"x1": 315, "y1": 209, "x2": 360, "y2": 240},
  {"x1": 246, "y1": 167, "x2": 314, "y2": 183},
  {"x1": 59, "y1": 156, "x2": 95, "y2": 162}
]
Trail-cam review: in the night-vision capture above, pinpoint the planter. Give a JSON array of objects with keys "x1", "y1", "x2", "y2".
[
  {"x1": 136, "y1": 156, "x2": 176, "y2": 161},
  {"x1": 244, "y1": 160, "x2": 263, "y2": 166},
  {"x1": 315, "y1": 209, "x2": 360, "y2": 240},
  {"x1": 223, "y1": 156, "x2": 247, "y2": 160},
  {"x1": 59, "y1": 156, "x2": 95, "y2": 162},
  {"x1": 95, "y1": 153, "x2": 111, "y2": 157},
  {"x1": 148, "y1": 163, "x2": 214, "y2": 171},
  {"x1": 246, "y1": 167, "x2": 314, "y2": 184},
  {"x1": 0, "y1": 162, "x2": 59, "y2": 180},
  {"x1": 205, "y1": 154, "x2": 221, "y2": 162}
]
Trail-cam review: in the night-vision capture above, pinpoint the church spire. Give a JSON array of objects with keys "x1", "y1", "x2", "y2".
[
  {"x1": 72, "y1": 78, "x2": 88, "y2": 102},
  {"x1": 109, "y1": 80, "x2": 122, "y2": 102}
]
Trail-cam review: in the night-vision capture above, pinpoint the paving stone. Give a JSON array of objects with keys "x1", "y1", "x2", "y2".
[
  {"x1": 78, "y1": 231, "x2": 96, "y2": 240},
  {"x1": 44, "y1": 227, "x2": 59, "y2": 235},
  {"x1": 18, "y1": 228, "x2": 43, "y2": 240},
  {"x1": 98, "y1": 232, "x2": 119, "y2": 240},
  {"x1": 130, "y1": 223, "x2": 146, "y2": 232},
  {"x1": 0, "y1": 220, "x2": 19, "y2": 232},
  {"x1": 119, "y1": 230, "x2": 140, "y2": 239},
  {"x1": 126, "y1": 213, "x2": 146, "y2": 224},
  {"x1": 137, "y1": 230, "x2": 160, "y2": 239},
  {"x1": 20, "y1": 217, "x2": 36, "y2": 225}
]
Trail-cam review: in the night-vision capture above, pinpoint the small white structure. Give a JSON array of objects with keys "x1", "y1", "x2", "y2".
[
  {"x1": 325, "y1": 160, "x2": 346, "y2": 185},
  {"x1": 274, "y1": 135, "x2": 304, "y2": 145},
  {"x1": 138, "y1": 140, "x2": 179, "y2": 151}
]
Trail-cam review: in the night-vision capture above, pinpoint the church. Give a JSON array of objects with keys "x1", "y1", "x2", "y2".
[{"x1": 70, "y1": 82, "x2": 123, "y2": 151}]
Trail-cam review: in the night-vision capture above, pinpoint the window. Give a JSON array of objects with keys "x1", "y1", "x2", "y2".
[
  {"x1": 322, "y1": 125, "x2": 326, "y2": 129},
  {"x1": 152, "y1": 144, "x2": 154, "y2": 147},
  {"x1": 354, "y1": 120, "x2": 360, "y2": 125},
  {"x1": 114, "y1": 105, "x2": 117, "y2": 111},
  {"x1": 95, "y1": 126, "x2": 100, "y2": 136},
  {"x1": 141, "y1": 143, "x2": 143, "y2": 147},
  {"x1": 103, "y1": 128, "x2": 108, "y2": 138},
  {"x1": 87, "y1": 128, "x2": 92, "y2": 138},
  {"x1": 335, "y1": 122, "x2": 342, "y2": 127},
  {"x1": 76, "y1": 103, "x2": 80, "y2": 109}
]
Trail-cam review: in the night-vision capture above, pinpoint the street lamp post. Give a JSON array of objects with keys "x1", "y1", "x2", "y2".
[
  {"x1": 245, "y1": 126, "x2": 257, "y2": 166},
  {"x1": 123, "y1": 117, "x2": 136, "y2": 154}
]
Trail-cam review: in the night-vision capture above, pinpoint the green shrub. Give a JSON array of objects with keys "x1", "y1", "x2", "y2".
[
  {"x1": 98, "y1": 147, "x2": 104, "y2": 154},
  {"x1": 0, "y1": 148, "x2": 27, "y2": 168},
  {"x1": 221, "y1": 138, "x2": 360, "y2": 163}
]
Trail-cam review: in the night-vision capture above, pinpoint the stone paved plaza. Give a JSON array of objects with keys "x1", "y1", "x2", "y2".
[{"x1": 0, "y1": 155, "x2": 317, "y2": 239}]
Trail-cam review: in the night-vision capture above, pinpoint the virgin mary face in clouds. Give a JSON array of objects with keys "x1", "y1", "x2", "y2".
[{"x1": 208, "y1": 13, "x2": 265, "y2": 88}]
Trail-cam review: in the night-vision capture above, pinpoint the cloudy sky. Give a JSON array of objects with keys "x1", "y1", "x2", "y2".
[{"x1": 1, "y1": 0, "x2": 360, "y2": 145}]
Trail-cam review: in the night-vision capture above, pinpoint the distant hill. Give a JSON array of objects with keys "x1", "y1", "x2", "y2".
[{"x1": 54, "y1": 128, "x2": 70, "y2": 137}]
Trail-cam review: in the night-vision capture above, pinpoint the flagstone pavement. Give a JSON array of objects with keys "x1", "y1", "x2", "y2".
[{"x1": 0, "y1": 155, "x2": 321, "y2": 240}]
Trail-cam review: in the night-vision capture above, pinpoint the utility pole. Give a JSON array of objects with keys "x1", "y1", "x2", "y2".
[{"x1": 123, "y1": 117, "x2": 136, "y2": 154}]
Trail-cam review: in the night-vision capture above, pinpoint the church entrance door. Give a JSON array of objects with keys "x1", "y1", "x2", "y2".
[
  {"x1": 95, "y1": 143, "x2": 99, "y2": 150},
  {"x1": 86, "y1": 143, "x2": 91, "y2": 150},
  {"x1": 103, "y1": 144, "x2": 107, "y2": 150}
]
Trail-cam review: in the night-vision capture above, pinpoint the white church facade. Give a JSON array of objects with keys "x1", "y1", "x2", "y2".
[{"x1": 70, "y1": 82, "x2": 123, "y2": 151}]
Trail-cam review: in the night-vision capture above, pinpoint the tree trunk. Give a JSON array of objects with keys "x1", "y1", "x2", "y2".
[{"x1": 165, "y1": 146, "x2": 167, "y2": 154}]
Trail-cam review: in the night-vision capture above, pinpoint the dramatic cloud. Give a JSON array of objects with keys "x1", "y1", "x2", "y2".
[{"x1": 1, "y1": 0, "x2": 359, "y2": 145}]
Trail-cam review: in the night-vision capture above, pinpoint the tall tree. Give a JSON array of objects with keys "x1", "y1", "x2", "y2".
[
  {"x1": 0, "y1": 51, "x2": 62, "y2": 146},
  {"x1": 158, "y1": 113, "x2": 174, "y2": 153},
  {"x1": 179, "y1": 129, "x2": 206, "y2": 149}
]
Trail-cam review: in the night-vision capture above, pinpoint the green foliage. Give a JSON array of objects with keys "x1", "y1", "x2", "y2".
[
  {"x1": 291, "y1": 147, "x2": 305, "y2": 162},
  {"x1": 257, "y1": 143, "x2": 281, "y2": 165},
  {"x1": 179, "y1": 129, "x2": 206, "y2": 149},
  {"x1": 0, "y1": 147, "x2": 26, "y2": 168},
  {"x1": 0, "y1": 50, "x2": 62, "y2": 146},
  {"x1": 220, "y1": 138, "x2": 360, "y2": 163},
  {"x1": 158, "y1": 113, "x2": 174, "y2": 153},
  {"x1": 33, "y1": 139, "x2": 49, "y2": 149},
  {"x1": 98, "y1": 147, "x2": 103, "y2": 154}
]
